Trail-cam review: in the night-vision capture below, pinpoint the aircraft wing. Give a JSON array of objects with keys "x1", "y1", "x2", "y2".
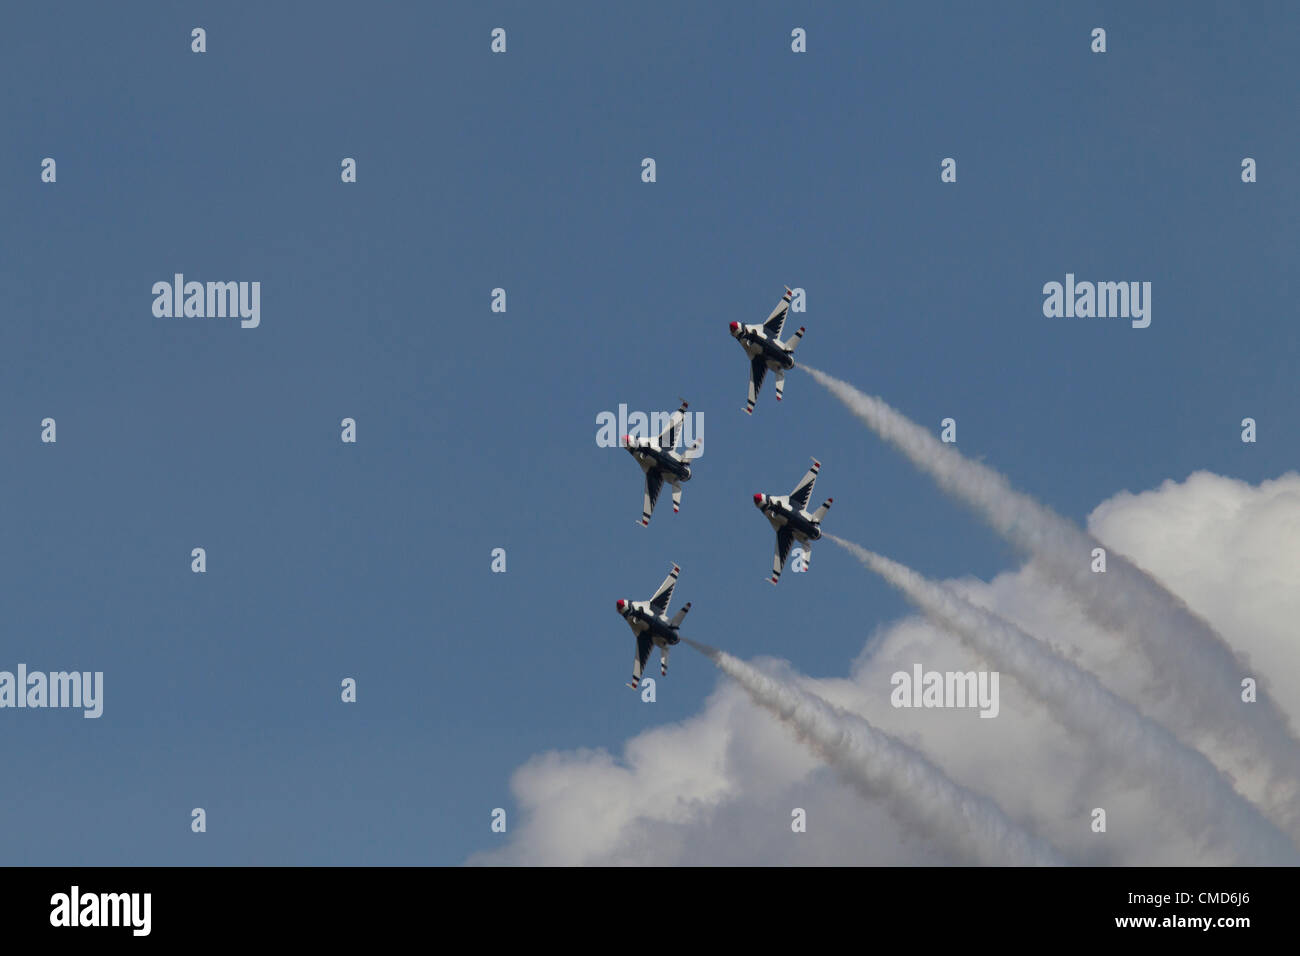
[
  {"x1": 631, "y1": 633, "x2": 654, "y2": 687},
  {"x1": 648, "y1": 563, "x2": 680, "y2": 615},
  {"x1": 640, "y1": 469, "x2": 664, "y2": 525},
  {"x1": 746, "y1": 356, "x2": 768, "y2": 413},
  {"x1": 656, "y1": 400, "x2": 689, "y2": 450},
  {"x1": 762, "y1": 288, "x2": 792, "y2": 338},
  {"x1": 789, "y1": 459, "x2": 821, "y2": 512},
  {"x1": 772, "y1": 527, "x2": 795, "y2": 583}
]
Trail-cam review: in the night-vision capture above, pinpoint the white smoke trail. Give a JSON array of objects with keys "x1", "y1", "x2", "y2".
[
  {"x1": 682, "y1": 637, "x2": 1066, "y2": 866},
  {"x1": 801, "y1": 363, "x2": 1300, "y2": 833},
  {"x1": 828, "y1": 534, "x2": 1299, "y2": 864}
]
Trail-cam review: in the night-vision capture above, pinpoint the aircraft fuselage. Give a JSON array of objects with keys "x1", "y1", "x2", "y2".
[
  {"x1": 761, "y1": 502, "x2": 821, "y2": 541},
  {"x1": 738, "y1": 328, "x2": 796, "y2": 370},
  {"x1": 628, "y1": 445, "x2": 692, "y2": 482},
  {"x1": 622, "y1": 608, "x2": 682, "y2": 646}
]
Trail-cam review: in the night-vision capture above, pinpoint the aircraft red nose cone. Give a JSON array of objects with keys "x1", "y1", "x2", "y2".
[
  {"x1": 623, "y1": 435, "x2": 631, "y2": 446},
  {"x1": 730, "y1": 322, "x2": 739, "y2": 331},
  {"x1": 616, "y1": 599, "x2": 625, "y2": 611},
  {"x1": 753, "y1": 493, "x2": 763, "y2": 504}
]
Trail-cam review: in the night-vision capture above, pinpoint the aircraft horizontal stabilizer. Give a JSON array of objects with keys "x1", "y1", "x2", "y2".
[{"x1": 669, "y1": 601, "x2": 692, "y2": 627}]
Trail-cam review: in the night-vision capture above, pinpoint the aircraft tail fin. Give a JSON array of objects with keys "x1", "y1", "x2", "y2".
[
  {"x1": 811, "y1": 498, "x2": 833, "y2": 523},
  {"x1": 784, "y1": 326, "x2": 806, "y2": 353},
  {"x1": 669, "y1": 601, "x2": 692, "y2": 628}
]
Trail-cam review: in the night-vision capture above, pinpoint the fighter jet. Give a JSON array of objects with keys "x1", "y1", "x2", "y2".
[
  {"x1": 623, "y1": 399, "x2": 701, "y2": 526},
  {"x1": 754, "y1": 458, "x2": 833, "y2": 584},
  {"x1": 729, "y1": 287, "x2": 806, "y2": 414},
  {"x1": 615, "y1": 563, "x2": 692, "y2": 689}
]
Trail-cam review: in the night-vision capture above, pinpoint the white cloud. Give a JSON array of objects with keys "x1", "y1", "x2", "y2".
[
  {"x1": 470, "y1": 472, "x2": 1300, "y2": 865},
  {"x1": 1089, "y1": 471, "x2": 1300, "y2": 721}
]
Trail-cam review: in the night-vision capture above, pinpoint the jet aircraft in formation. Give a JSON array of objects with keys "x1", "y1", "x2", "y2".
[
  {"x1": 615, "y1": 564, "x2": 692, "y2": 690},
  {"x1": 622, "y1": 399, "x2": 700, "y2": 527},
  {"x1": 608, "y1": 288, "x2": 833, "y2": 685},
  {"x1": 754, "y1": 458, "x2": 833, "y2": 584},
  {"x1": 729, "y1": 286, "x2": 806, "y2": 414}
]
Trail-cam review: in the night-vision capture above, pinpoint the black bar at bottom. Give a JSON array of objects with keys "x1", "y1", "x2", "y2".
[{"x1": 1, "y1": 866, "x2": 1287, "y2": 942}]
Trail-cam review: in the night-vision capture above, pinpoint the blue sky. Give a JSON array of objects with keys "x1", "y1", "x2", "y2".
[{"x1": 1, "y1": 1, "x2": 1296, "y2": 864}]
